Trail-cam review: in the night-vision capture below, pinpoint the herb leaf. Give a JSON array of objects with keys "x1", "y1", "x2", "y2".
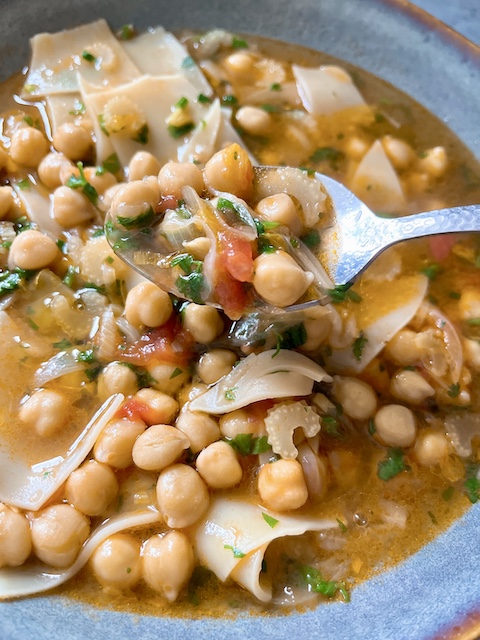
[
  {"x1": 299, "y1": 565, "x2": 350, "y2": 602},
  {"x1": 352, "y1": 331, "x2": 368, "y2": 361},
  {"x1": 223, "y1": 544, "x2": 245, "y2": 558},
  {"x1": 262, "y1": 512, "x2": 279, "y2": 528},
  {"x1": 464, "y1": 464, "x2": 480, "y2": 504},
  {"x1": 377, "y1": 448, "x2": 411, "y2": 481},
  {"x1": 117, "y1": 206, "x2": 154, "y2": 230},
  {"x1": 225, "y1": 433, "x2": 271, "y2": 456},
  {"x1": 66, "y1": 162, "x2": 98, "y2": 205}
]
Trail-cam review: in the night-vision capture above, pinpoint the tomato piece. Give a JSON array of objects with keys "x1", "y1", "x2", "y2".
[
  {"x1": 429, "y1": 234, "x2": 458, "y2": 262},
  {"x1": 214, "y1": 267, "x2": 250, "y2": 320},
  {"x1": 117, "y1": 398, "x2": 150, "y2": 421},
  {"x1": 156, "y1": 195, "x2": 178, "y2": 214},
  {"x1": 120, "y1": 316, "x2": 193, "y2": 366},
  {"x1": 218, "y1": 232, "x2": 254, "y2": 283}
]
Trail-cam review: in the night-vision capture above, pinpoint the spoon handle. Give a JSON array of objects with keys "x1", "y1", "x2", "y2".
[{"x1": 378, "y1": 204, "x2": 480, "y2": 245}]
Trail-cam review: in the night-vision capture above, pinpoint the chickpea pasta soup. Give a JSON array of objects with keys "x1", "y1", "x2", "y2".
[{"x1": 0, "y1": 20, "x2": 479, "y2": 617}]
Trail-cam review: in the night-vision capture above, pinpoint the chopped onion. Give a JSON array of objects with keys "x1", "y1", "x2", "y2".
[
  {"x1": 378, "y1": 499, "x2": 408, "y2": 529},
  {"x1": 445, "y1": 413, "x2": 480, "y2": 457},
  {"x1": 34, "y1": 348, "x2": 86, "y2": 386}
]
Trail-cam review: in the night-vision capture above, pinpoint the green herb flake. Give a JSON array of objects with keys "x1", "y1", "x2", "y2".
[
  {"x1": 118, "y1": 24, "x2": 135, "y2": 40},
  {"x1": 467, "y1": 318, "x2": 480, "y2": 326},
  {"x1": 232, "y1": 36, "x2": 248, "y2": 49},
  {"x1": 133, "y1": 123, "x2": 149, "y2": 145},
  {"x1": 327, "y1": 282, "x2": 362, "y2": 304},
  {"x1": 175, "y1": 96, "x2": 189, "y2": 110},
  {"x1": 63, "y1": 265, "x2": 78, "y2": 288},
  {"x1": 261, "y1": 103, "x2": 280, "y2": 113},
  {"x1": 262, "y1": 512, "x2": 279, "y2": 528},
  {"x1": 126, "y1": 567, "x2": 132, "y2": 574},
  {"x1": 69, "y1": 100, "x2": 86, "y2": 116},
  {"x1": 368, "y1": 418, "x2": 376, "y2": 435},
  {"x1": 0, "y1": 268, "x2": 36, "y2": 299},
  {"x1": 299, "y1": 166, "x2": 315, "y2": 177},
  {"x1": 117, "y1": 206, "x2": 154, "y2": 230},
  {"x1": 75, "y1": 349, "x2": 96, "y2": 364},
  {"x1": 449, "y1": 291, "x2": 461, "y2": 300},
  {"x1": 421, "y1": 263, "x2": 441, "y2": 280},
  {"x1": 352, "y1": 331, "x2": 368, "y2": 361},
  {"x1": 299, "y1": 565, "x2": 350, "y2": 602},
  {"x1": 197, "y1": 93, "x2": 212, "y2": 104},
  {"x1": 226, "y1": 433, "x2": 271, "y2": 456},
  {"x1": 102, "y1": 152, "x2": 121, "y2": 174},
  {"x1": 336, "y1": 518, "x2": 347, "y2": 533},
  {"x1": 223, "y1": 544, "x2": 245, "y2": 558},
  {"x1": 221, "y1": 94, "x2": 238, "y2": 106},
  {"x1": 23, "y1": 115, "x2": 34, "y2": 126},
  {"x1": 224, "y1": 387, "x2": 237, "y2": 401},
  {"x1": 309, "y1": 146, "x2": 345, "y2": 169},
  {"x1": 274, "y1": 323, "x2": 307, "y2": 352},
  {"x1": 53, "y1": 338, "x2": 72, "y2": 349},
  {"x1": 447, "y1": 383, "x2": 460, "y2": 398},
  {"x1": 168, "y1": 122, "x2": 195, "y2": 139},
  {"x1": 28, "y1": 318, "x2": 39, "y2": 331},
  {"x1": 17, "y1": 178, "x2": 31, "y2": 191},
  {"x1": 98, "y1": 114, "x2": 110, "y2": 136},
  {"x1": 464, "y1": 464, "x2": 480, "y2": 504},
  {"x1": 322, "y1": 415, "x2": 344, "y2": 439},
  {"x1": 169, "y1": 367, "x2": 184, "y2": 380},
  {"x1": 270, "y1": 82, "x2": 282, "y2": 91},
  {"x1": 300, "y1": 229, "x2": 320, "y2": 249},
  {"x1": 82, "y1": 50, "x2": 97, "y2": 63},
  {"x1": 251, "y1": 435, "x2": 270, "y2": 454},
  {"x1": 442, "y1": 486, "x2": 454, "y2": 501},
  {"x1": 377, "y1": 448, "x2": 411, "y2": 481},
  {"x1": 66, "y1": 162, "x2": 99, "y2": 205},
  {"x1": 427, "y1": 510, "x2": 438, "y2": 525}
]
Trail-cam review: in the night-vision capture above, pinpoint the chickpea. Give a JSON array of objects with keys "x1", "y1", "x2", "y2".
[
  {"x1": 125, "y1": 282, "x2": 173, "y2": 328},
  {"x1": 158, "y1": 161, "x2": 204, "y2": 199},
  {"x1": 223, "y1": 52, "x2": 255, "y2": 78},
  {"x1": 83, "y1": 166, "x2": 117, "y2": 195},
  {"x1": 110, "y1": 180, "x2": 160, "y2": 229},
  {"x1": 235, "y1": 106, "x2": 272, "y2": 136},
  {"x1": 156, "y1": 463, "x2": 210, "y2": 528},
  {"x1": 0, "y1": 503, "x2": 32, "y2": 568},
  {"x1": 414, "y1": 430, "x2": 448, "y2": 466},
  {"x1": 0, "y1": 185, "x2": 13, "y2": 219},
  {"x1": 38, "y1": 152, "x2": 73, "y2": 189},
  {"x1": 257, "y1": 459, "x2": 308, "y2": 511},
  {"x1": 65, "y1": 460, "x2": 118, "y2": 516},
  {"x1": 128, "y1": 151, "x2": 161, "y2": 181},
  {"x1": 374, "y1": 404, "x2": 417, "y2": 447},
  {"x1": 52, "y1": 185, "x2": 97, "y2": 227},
  {"x1": 176, "y1": 410, "x2": 220, "y2": 453},
  {"x1": 0, "y1": 146, "x2": 8, "y2": 170},
  {"x1": 464, "y1": 338, "x2": 480, "y2": 372},
  {"x1": 147, "y1": 362, "x2": 190, "y2": 395},
  {"x1": 255, "y1": 193, "x2": 302, "y2": 236},
  {"x1": 203, "y1": 143, "x2": 253, "y2": 200},
  {"x1": 93, "y1": 417, "x2": 146, "y2": 469},
  {"x1": 384, "y1": 329, "x2": 421, "y2": 366},
  {"x1": 196, "y1": 441, "x2": 243, "y2": 489},
  {"x1": 101, "y1": 183, "x2": 123, "y2": 211},
  {"x1": 253, "y1": 251, "x2": 313, "y2": 307},
  {"x1": 182, "y1": 236, "x2": 211, "y2": 260},
  {"x1": 458, "y1": 289, "x2": 480, "y2": 321},
  {"x1": 381, "y1": 135, "x2": 415, "y2": 170},
  {"x1": 390, "y1": 370, "x2": 435, "y2": 404},
  {"x1": 142, "y1": 532, "x2": 194, "y2": 602},
  {"x1": 197, "y1": 349, "x2": 237, "y2": 384},
  {"x1": 182, "y1": 303, "x2": 224, "y2": 343},
  {"x1": 31, "y1": 504, "x2": 90, "y2": 568},
  {"x1": 219, "y1": 409, "x2": 256, "y2": 439},
  {"x1": 19, "y1": 389, "x2": 68, "y2": 437},
  {"x1": 344, "y1": 136, "x2": 369, "y2": 160},
  {"x1": 417, "y1": 146, "x2": 448, "y2": 178},
  {"x1": 9, "y1": 127, "x2": 49, "y2": 167},
  {"x1": 8, "y1": 229, "x2": 59, "y2": 271},
  {"x1": 133, "y1": 388, "x2": 179, "y2": 425},
  {"x1": 53, "y1": 123, "x2": 93, "y2": 161},
  {"x1": 333, "y1": 376, "x2": 377, "y2": 421},
  {"x1": 91, "y1": 534, "x2": 141, "y2": 590},
  {"x1": 97, "y1": 362, "x2": 138, "y2": 402},
  {"x1": 132, "y1": 424, "x2": 190, "y2": 471}
]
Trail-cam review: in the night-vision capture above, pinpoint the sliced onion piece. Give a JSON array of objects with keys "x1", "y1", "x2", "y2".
[
  {"x1": 0, "y1": 394, "x2": 123, "y2": 511},
  {"x1": 34, "y1": 348, "x2": 86, "y2": 386},
  {"x1": 189, "y1": 349, "x2": 331, "y2": 414},
  {"x1": 0, "y1": 506, "x2": 158, "y2": 600},
  {"x1": 445, "y1": 413, "x2": 480, "y2": 457}
]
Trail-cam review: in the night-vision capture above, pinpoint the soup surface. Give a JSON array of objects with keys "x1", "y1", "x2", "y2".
[{"x1": 0, "y1": 21, "x2": 479, "y2": 618}]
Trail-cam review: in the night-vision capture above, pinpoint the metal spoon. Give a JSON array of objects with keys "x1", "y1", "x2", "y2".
[{"x1": 106, "y1": 169, "x2": 480, "y2": 314}]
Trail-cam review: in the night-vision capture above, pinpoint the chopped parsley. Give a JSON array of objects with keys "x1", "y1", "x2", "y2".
[
  {"x1": 224, "y1": 387, "x2": 237, "y2": 402},
  {"x1": 63, "y1": 265, "x2": 78, "y2": 288},
  {"x1": 299, "y1": 565, "x2": 350, "y2": 602},
  {"x1": 117, "y1": 24, "x2": 136, "y2": 40},
  {"x1": 427, "y1": 510, "x2": 438, "y2": 525},
  {"x1": 447, "y1": 383, "x2": 460, "y2": 398},
  {"x1": 270, "y1": 82, "x2": 282, "y2": 91},
  {"x1": 421, "y1": 263, "x2": 442, "y2": 280},
  {"x1": 75, "y1": 349, "x2": 96, "y2": 364},
  {"x1": 66, "y1": 162, "x2": 98, "y2": 205},
  {"x1": 101, "y1": 152, "x2": 121, "y2": 174},
  {"x1": 0, "y1": 268, "x2": 36, "y2": 299},
  {"x1": 352, "y1": 331, "x2": 368, "y2": 361},
  {"x1": 117, "y1": 206, "x2": 154, "y2": 230},
  {"x1": 69, "y1": 99, "x2": 86, "y2": 116},
  {"x1": 309, "y1": 146, "x2": 345, "y2": 170},
  {"x1": 14, "y1": 216, "x2": 34, "y2": 233},
  {"x1": 169, "y1": 367, "x2": 184, "y2": 380},
  {"x1": 53, "y1": 338, "x2": 72, "y2": 349},
  {"x1": 336, "y1": 518, "x2": 347, "y2": 533},
  {"x1": 197, "y1": 93, "x2": 212, "y2": 104},
  {"x1": 98, "y1": 114, "x2": 110, "y2": 136},
  {"x1": 168, "y1": 122, "x2": 195, "y2": 139},
  {"x1": 377, "y1": 448, "x2": 411, "y2": 481},
  {"x1": 261, "y1": 103, "x2": 280, "y2": 113},
  {"x1": 300, "y1": 229, "x2": 321, "y2": 249},
  {"x1": 133, "y1": 123, "x2": 149, "y2": 145},
  {"x1": 171, "y1": 253, "x2": 205, "y2": 304},
  {"x1": 442, "y1": 486, "x2": 454, "y2": 501},
  {"x1": 223, "y1": 545, "x2": 245, "y2": 558},
  {"x1": 464, "y1": 464, "x2": 480, "y2": 504},
  {"x1": 274, "y1": 323, "x2": 307, "y2": 354},
  {"x1": 175, "y1": 96, "x2": 189, "y2": 110},
  {"x1": 368, "y1": 418, "x2": 376, "y2": 435},
  {"x1": 119, "y1": 363, "x2": 157, "y2": 388},
  {"x1": 262, "y1": 512, "x2": 279, "y2": 528},
  {"x1": 322, "y1": 415, "x2": 345, "y2": 439},
  {"x1": 225, "y1": 433, "x2": 271, "y2": 456},
  {"x1": 231, "y1": 36, "x2": 248, "y2": 49},
  {"x1": 82, "y1": 50, "x2": 97, "y2": 63},
  {"x1": 221, "y1": 94, "x2": 238, "y2": 106},
  {"x1": 327, "y1": 282, "x2": 361, "y2": 303}
]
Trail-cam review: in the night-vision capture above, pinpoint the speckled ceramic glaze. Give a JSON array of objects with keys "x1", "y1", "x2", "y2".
[{"x1": 0, "y1": 1, "x2": 479, "y2": 638}]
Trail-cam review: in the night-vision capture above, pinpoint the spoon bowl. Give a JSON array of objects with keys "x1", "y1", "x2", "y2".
[{"x1": 106, "y1": 167, "x2": 480, "y2": 316}]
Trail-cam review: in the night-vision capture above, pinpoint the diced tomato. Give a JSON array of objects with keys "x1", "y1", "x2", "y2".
[
  {"x1": 214, "y1": 266, "x2": 250, "y2": 320},
  {"x1": 119, "y1": 315, "x2": 193, "y2": 366},
  {"x1": 156, "y1": 196, "x2": 179, "y2": 214},
  {"x1": 429, "y1": 234, "x2": 458, "y2": 262},
  {"x1": 117, "y1": 398, "x2": 150, "y2": 421},
  {"x1": 218, "y1": 232, "x2": 254, "y2": 283}
]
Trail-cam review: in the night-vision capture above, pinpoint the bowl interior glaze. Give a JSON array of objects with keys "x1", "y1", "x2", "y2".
[{"x1": 0, "y1": 1, "x2": 479, "y2": 638}]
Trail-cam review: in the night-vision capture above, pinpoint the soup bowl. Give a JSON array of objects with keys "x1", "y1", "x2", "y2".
[{"x1": 0, "y1": 1, "x2": 479, "y2": 638}]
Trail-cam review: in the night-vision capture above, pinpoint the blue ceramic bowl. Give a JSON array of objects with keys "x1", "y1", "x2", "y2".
[{"x1": 1, "y1": 1, "x2": 479, "y2": 638}]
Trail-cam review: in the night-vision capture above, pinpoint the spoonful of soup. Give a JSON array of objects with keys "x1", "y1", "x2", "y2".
[{"x1": 105, "y1": 143, "x2": 480, "y2": 320}]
